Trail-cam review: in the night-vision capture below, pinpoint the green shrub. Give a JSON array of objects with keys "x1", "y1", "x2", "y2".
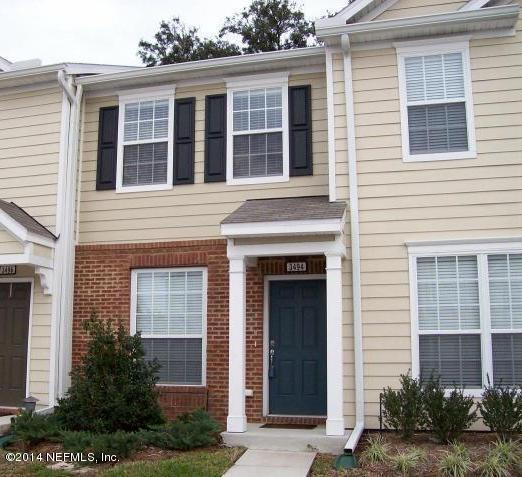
[
  {"x1": 138, "y1": 410, "x2": 220, "y2": 450},
  {"x1": 360, "y1": 434, "x2": 390, "y2": 465},
  {"x1": 438, "y1": 443, "x2": 472, "y2": 477},
  {"x1": 422, "y1": 379, "x2": 477, "y2": 444},
  {"x1": 391, "y1": 447, "x2": 425, "y2": 476},
  {"x1": 381, "y1": 373, "x2": 426, "y2": 440},
  {"x1": 10, "y1": 411, "x2": 63, "y2": 446},
  {"x1": 479, "y1": 382, "x2": 522, "y2": 441},
  {"x1": 54, "y1": 314, "x2": 164, "y2": 433},
  {"x1": 489, "y1": 439, "x2": 522, "y2": 474},
  {"x1": 62, "y1": 430, "x2": 140, "y2": 460}
]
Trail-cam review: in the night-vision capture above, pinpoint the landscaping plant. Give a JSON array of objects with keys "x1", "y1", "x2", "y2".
[
  {"x1": 476, "y1": 451, "x2": 510, "y2": 477},
  {"x1": 54, "y1": 314, "x2": 164, "y2": 433},
  {"x1": 359, "y1": 434, "x2": 390, "y2": 465},
  {"x1": 10, "y1": 411, "x2": 63, "y2": 446},
  {"x1": 391, "y1": 447, "x2": 425, "y2": 476},
  {"x1": 479, "y1": 381, "x2": 522, "y2": 441},
  {"x1": 381, "y1": 373, "x2": 426, "y2": 440},
  {"x1": 437, "y1": 442, "x2": 473, "y2": 477},
  {"x1": 422, "y1": 378, "x2": 477, "y2": 444}
]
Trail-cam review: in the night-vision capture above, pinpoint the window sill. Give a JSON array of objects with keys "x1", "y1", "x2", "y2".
[
  {"x1": 226, "y1": 174, "x2": 289, "y2": 186},
  {"x1": 116, "y1": 183, "x2": 173, "y2": 193},
  {"x1": 403, "y1": 150, "x2": 477, "y2": 163},
  {"x1": 445, "y1": 389, "x2": 483, "y2": 399}
]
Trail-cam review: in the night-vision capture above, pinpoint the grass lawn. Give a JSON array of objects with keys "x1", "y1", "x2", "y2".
[{"x1": 0, "y1": 447, "x2": 243, "y2": 477}]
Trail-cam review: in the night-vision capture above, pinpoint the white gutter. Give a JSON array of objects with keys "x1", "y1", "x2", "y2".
[
  {"x1": 341, "y1": 34, "x2": 365, "y2": 454},
  {"x1": 52, "y1": 71, "x2": 83, "y2": 404},
  {"x1": 325, "y1": 49, "x2": 337, "y2": 202}
]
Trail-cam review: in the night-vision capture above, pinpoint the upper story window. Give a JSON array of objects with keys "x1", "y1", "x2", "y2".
[
  {"x1": 397, "y1": 41, "x2": 476, "y2": 162},
  {"x1": 226, "y1": 75, "x2": 289, "y2": 185},
  {"x1": 116, "y1": 89, "x2": 175, "y2": 192}
]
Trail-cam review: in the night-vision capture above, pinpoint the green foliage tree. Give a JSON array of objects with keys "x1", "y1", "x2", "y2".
[
  {"x1": 138, "y1": 18, "x2": 240, "y2": 66},
  {"x1": 54, "y1": 315, "x2": 164, "y2": 433},
  {"x1": 220, "y1": 0, "x2": 315, "y2": 53}
]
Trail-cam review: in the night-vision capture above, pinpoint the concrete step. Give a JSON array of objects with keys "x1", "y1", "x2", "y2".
[{"x1": 222, "y1": 424, "x2": 349, "y2": 454}]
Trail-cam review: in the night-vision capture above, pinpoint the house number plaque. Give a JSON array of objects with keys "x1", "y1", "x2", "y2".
[
  {"x1": 0, "y1": 265, "x2": 16, "y2": 275},
  {"x1": 286, "y1": 262, "x2": 307, "y2": 272}
]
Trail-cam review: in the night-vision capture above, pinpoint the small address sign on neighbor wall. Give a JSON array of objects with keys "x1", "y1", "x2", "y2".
[
  {"x1": 286, "y1": 262, "x2": 307, "y2": 273},
  {"x1": 0, "y1": 265, "x2": 16, "y2": 275}
]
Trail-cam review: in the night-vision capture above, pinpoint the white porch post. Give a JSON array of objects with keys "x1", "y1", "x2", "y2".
[
  {"x1": 227, "y1": 255, "x2": 247, "y2": 432},
  {"x1": 325, "y1": 253, "x2": 345, "y2": 436}
]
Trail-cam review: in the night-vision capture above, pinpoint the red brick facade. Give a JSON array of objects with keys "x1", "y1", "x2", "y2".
[{"x1": 73, "y1": 239, "x2": 325, "y2": 424}]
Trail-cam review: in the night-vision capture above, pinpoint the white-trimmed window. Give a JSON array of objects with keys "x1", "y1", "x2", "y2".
[
  {"x1": 131, "y1": 268, "x2": 207, "y2": 385},
  {"x1": 226, "y1": 75, "x2": 289, "y2": 185},
  {"x1": 397, "y1": 41, "x2": 476, "y2": 162},
  {"x1": 117, "y1": 89, "x2": 175, "y2": 192},
  {"x1": 410, "y1": 242, "x2": 522, "y2": 393}
]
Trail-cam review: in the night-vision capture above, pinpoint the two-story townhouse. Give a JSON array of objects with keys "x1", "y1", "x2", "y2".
[
  {"x1": 1, "y1": 0, "x2": 520, "y2": 456},
  {"x1": 0, "y1": 59, "x2": 135, "y2": 417}
]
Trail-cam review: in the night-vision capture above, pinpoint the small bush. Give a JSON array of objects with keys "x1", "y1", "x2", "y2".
[
  {"x1": 479, "y1": 382, "x2": 522, "y2": 441},
  {"x1": 422, "y1": 379, "x2": 477, "y2": 444},
  {"x1": 391, "y1": 447, "x2": 425, "y2": 476},
  {"x1": 438, "y1": 443, "x2": 472, "y2": 477},
  {"x1": 62, "y1": 430, "x2": 140, "y2": 460},
  {"x1": 10, "y1": 411, "x2": 62, "y2": 446},
  {"x1": 54, "y1": 314, "x2": 164, "y2": 433},
  {"x1": 138, "y1": 410, "x2": 220, "y2": 450},
  {"x1": 360, "y1": 434, "x2": 390, "y2": 465},
  {"x1": 476, "y1": 452, "x2": 510, "y2": 477},
  {"x1": 381, "y1": 373, "x2": 426, "y2": 440},
  {"x1": 490, "y1": 439, "x2": 522, "y2": 468}
]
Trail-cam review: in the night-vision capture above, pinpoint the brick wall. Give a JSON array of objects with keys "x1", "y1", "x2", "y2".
[{"x1": 73, "y1": 240, "x2": 325, "y2": 425}]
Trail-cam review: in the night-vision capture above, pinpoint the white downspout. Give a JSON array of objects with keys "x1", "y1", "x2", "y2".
[
  {"x1": 54, "y1": 70, "x2": 83, "y2": 402},
  {"x1": 342, "y1": 33, "x2": 365, "y2": 453}
]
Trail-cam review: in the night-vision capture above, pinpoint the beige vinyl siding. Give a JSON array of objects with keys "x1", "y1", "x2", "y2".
[
  {"x1": 10, "y1": 266, "x2": 51, "y2": 405},
  {"x1": 0, "y1": 229, "x2": 23, "y2": 254},
  {"x1": 78, "y1": 72, "x2": 329, "y2": 244},
  {"x1": 0, "y1": 87, "x2": 62, "y2": 234},
  {"x1": 350, "y1": 13, "x2": 522, "y2": 427},
  {"x1": 374, "y1": 0, "x2": 467, "y2": 21}
]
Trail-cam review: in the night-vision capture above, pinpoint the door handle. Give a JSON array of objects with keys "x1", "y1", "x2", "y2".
[{"x1": 268, "y1": 339, "x2": 276, "y2": 378}]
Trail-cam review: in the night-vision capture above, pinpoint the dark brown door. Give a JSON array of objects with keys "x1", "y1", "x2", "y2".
[{"x1": 0, "y1": 283, "x2": 31, "y2": 407}]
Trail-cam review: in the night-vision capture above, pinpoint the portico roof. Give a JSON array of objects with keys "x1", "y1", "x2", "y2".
[{"x1": 0, "y1": 200, "x2": 56, "y2": 243}]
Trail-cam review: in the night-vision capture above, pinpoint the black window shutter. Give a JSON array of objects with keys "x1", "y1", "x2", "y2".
[
  {"x1": 96, "y1": 106, "x2": 118, "y2": 190},
  {"x1": 204, "y1": 94, "x2": 226, "y2": 182},
  {"x1": 289, "y1": 85, "x2": 312, "y2": 176},
  {"x1": 174, "y1": 97, "x2": 195, "y2": 185}
]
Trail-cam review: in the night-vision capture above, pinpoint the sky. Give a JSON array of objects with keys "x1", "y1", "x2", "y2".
[{"x1": 1, "y1": 0, "x2": 347, "y2": 67}]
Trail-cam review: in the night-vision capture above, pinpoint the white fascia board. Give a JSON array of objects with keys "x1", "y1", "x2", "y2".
[
  {"x1": 76, "y1": 47, "x2": 326, "y2": 88},
  {"x1": 316, "y1": 4, "x2": 520, "y2": 40},
  {"x1": 406, "y1": 237, "x2": 522, "y2": 256},
  {"x1": 315, "y1": 0, "x2": 377, "y2": 29},
  {"x1": 0, "y1": 210, "x2": 56, "y2": 248},
  {"x1": 221, "y1": 218, "x2": 344, "y2": 238}
]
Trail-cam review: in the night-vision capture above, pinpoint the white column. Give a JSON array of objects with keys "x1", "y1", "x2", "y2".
[
  {"x1": 227, "y1": 256, "x2": 247, "y2": 432},
  {"x1": 325, "y1": 253, "x2": 345, "y2": 436}
]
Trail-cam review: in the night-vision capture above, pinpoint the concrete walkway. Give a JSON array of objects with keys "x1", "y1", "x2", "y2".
[{"x1": 224, "y1": 449, "x2": 316, "y2": 477}]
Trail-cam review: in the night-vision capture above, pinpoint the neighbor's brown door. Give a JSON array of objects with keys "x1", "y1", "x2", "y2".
[{"x1": 0, "y1": 283, "x2": 31, "y2": 407}]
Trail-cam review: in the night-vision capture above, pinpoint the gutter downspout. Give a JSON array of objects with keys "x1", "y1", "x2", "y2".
[
  {"x1": 342, "y1": 33, "x2": 365, "y2": 455},
  {"x1": 54, "y1": 70, "x2": 83, "y2": 403}
]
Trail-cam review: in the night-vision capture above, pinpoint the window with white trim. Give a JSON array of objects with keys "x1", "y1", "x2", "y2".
[
  {"x1": 397, "y1": 42, "x2": 476, "y2": 162},
  {"x1": 131, "y1": 268, "x2": 206, "y2": 385},
  {"x1": 227, "y1": 78, "x2": 289, "y2": 184},
  {"x1": 117, "y1": 92, "x2": 174, "y2": 192},
  {"x1": 414, "y1": 253, "x2": 522, "y2": 389}
]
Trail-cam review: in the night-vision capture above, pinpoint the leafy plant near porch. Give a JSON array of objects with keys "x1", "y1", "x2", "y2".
[
  {"x1": 381, "y1": 373, "x2": 426, "y2": 440},
  {"x1": 54, "y1": 314, "x2": 164, "y2": 433}
]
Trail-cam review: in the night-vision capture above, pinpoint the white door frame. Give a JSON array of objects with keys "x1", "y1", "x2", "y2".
[
  {"x1": 263, "y1": 274, "x2": 327, "y2": 417},
  {"x1": 0, "y1": 277, "x2": 34, "y2": 404}
]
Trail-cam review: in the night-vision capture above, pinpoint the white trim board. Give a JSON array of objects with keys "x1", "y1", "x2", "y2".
[
  {"x1": 130, "y1": 267, "x2": 208, "y2": 387},
  {"x1": 221, "y1": 218, "x2": 344, "y2": 238},
  {"x1": 262, "y1": 274, "x2": 326, "y2": 417}
]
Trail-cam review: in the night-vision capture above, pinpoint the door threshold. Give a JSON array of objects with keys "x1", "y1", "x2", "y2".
[{"x1": 266, "y1": 414, "x2": 327, "y2": 419}]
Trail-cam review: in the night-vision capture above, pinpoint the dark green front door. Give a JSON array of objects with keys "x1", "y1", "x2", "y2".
[{"x1": 269, "y1": 280, "x2": 327, "y2": 416}]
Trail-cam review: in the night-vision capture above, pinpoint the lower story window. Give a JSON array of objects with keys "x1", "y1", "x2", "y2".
[
  {"x1": 414, "y1": 253, "x2": 522, "y2": 389},
  {"x1": 131, "y1": 268, "x2": 207, "y2": 385}
]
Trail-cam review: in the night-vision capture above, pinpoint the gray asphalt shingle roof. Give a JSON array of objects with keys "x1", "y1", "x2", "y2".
[
  {"x1": 0, "y1": 199, "x2": 57, "y2": 241},
  {"x1": 221, "y1": 196, "x2": 346, "y2": 224}
]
